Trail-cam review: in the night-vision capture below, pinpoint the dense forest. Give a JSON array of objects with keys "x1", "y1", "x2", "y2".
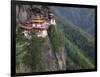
[{"x1": 16, "y1": 4, "x2": 95, "y2": 73}]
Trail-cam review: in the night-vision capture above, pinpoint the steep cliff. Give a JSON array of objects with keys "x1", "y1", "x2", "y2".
[
  {"x1": 16, "y1": 4, "x2": 95, "y2": 73},
  {"x1": 16, "y1": 5, "x2": 66, "y2": 73},
  {"x1": 16, "y1": 27, "x2": 66, "y2": 73}
]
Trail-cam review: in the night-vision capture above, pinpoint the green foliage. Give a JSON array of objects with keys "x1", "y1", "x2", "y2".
[
  {"x1": 16, "y1": 23, "x2": 45, "y2": 72},
  {"x1": 66, "y1": 56, "x2": 82, "y2": 70},
  {"x1": 51, "y1": 8, "x2": 95, "y2": 69},
  {"x1": 55, "y1": 12, "x2": 95, "y2": 64},
  {"x1": 16, "y1": 24, "x2": 27, "y2": 67},
  {"x1": 16, "y1": 6, "x2": 95, "y2": 72},
  {"x1": 64, "y1": 37, "x2": 94, "y2": 69},
  {"x1": 48, "y1": 25, "x2": 64, "y2": 52},
  {"x1": 22, "y1": 33, "x2": 45, "y2": 71},
  {"x1": 63, "y1": 23, "x2": 95, "y2": 64}
]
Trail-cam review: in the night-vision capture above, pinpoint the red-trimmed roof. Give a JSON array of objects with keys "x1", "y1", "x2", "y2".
[{"x1": 20, "y1": 23, "x2": 32, "y2": 30}]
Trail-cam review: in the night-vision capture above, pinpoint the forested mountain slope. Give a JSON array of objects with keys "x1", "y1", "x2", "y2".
[
  {"x1": 51, "y1": 6, "x2": 95, "y2": 36},
  {"x1": 50, "y1": 6, "x2": 95, "y2": 69},
  {"x1": 16, "y1": 5, "x2": 95, "y2": 73}
]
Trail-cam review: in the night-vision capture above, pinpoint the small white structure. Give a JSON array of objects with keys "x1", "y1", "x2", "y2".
[
  {"x1": 50, "y1": 18, "x2": 56, "y2": 25},
  {"x1": 48, "y1": 13, "x2": 56, "y2": 25}
]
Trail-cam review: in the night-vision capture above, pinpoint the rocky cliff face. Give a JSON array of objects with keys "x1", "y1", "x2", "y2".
[
  {"x1": 16, "y1": 5, "x2": 50, "y2": 23},
  {"x1": 16, "y1": 5, "x2": 67, "y2": 73},
  {"x1": 41, "y1": 36, "x2": 66, "y2": 71},
  {"x1": 16, "y1": 35, "x2": 66, "y2": 73}
]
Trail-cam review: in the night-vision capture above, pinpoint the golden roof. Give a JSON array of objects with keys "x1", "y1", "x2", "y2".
[{"x1": 32, "y1": 16, "x2": 45, "y2": 23}]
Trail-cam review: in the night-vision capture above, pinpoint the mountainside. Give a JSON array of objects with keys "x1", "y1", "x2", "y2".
[
  {"x1": 51, "y1": 6, "x2": 95, "y2": 36},
  {"x1": 50, "y1": 6, "x2": 95, "y2": 69},
  {"x1": 16, "y1": 4, "x2": 95, "y2": 73}
]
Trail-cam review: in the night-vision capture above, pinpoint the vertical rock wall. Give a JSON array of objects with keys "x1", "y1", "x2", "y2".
[{"x1": 16, "y1": 4, "x2": 67, "y2": 73}]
